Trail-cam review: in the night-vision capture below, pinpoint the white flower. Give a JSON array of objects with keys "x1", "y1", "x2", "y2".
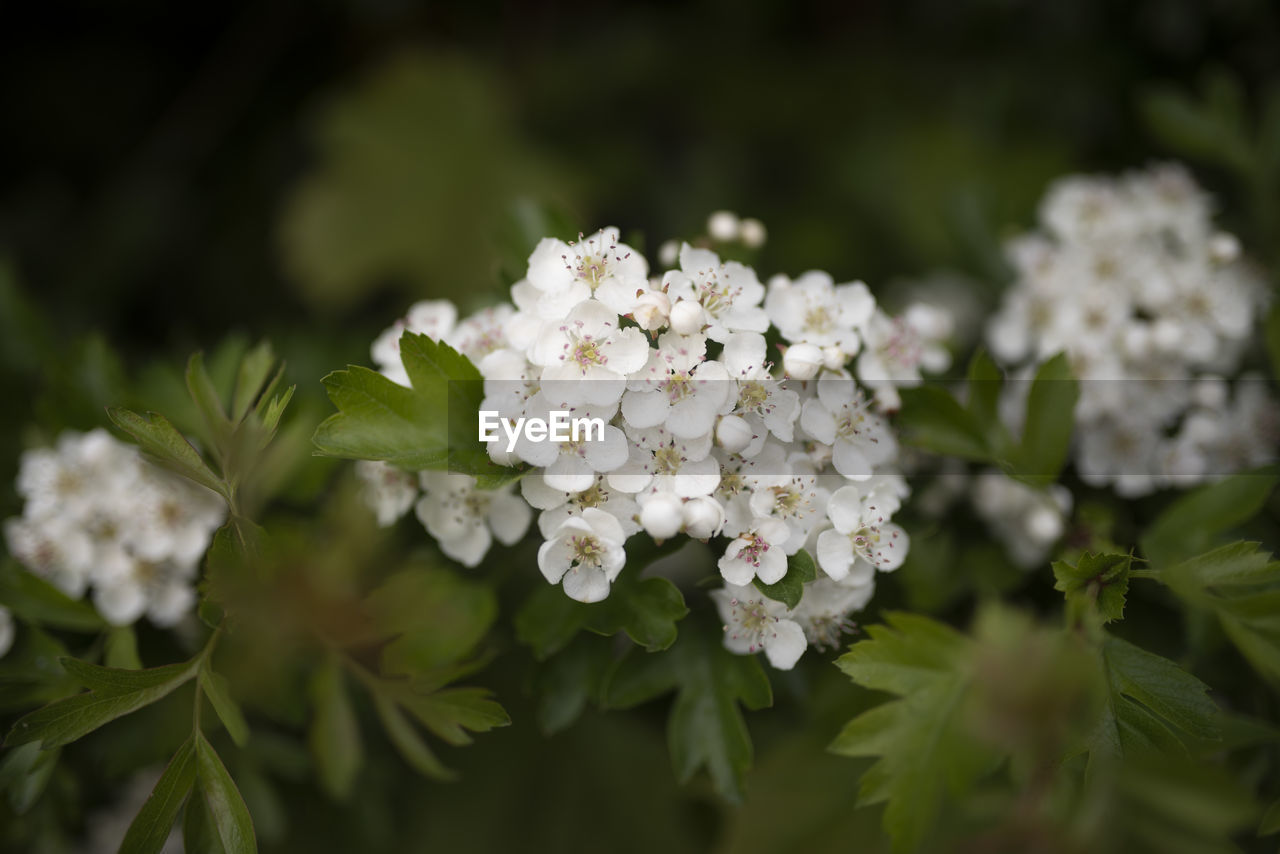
[
  {"x1": 621, "y1": 332, "x2": 732, "y2": 439},
  {"x1": 739, "y1": 218, "x2": 767, "y2": 249},
  {"x1": 682, "y1": 495, "x2": 725, "y2": 539},
  {"x1": 815, "y1": 485, "x2": 908, "y2": 580},
  {"x1": 611, "y1": 425, "x2": 719, "y2": 497},
  {"x1": 764, "y1": 271, "x2": 873, "y2": 355},
  {"x1": 718, "y1": 516, "x2": 790, "y2": 585},
  {"x1": 416, "y1": 473, "x2": 531, "y2": 568},
  {"x1": 538, "y1": 508, "x2": 628, "y2": 602},
  {"x1": 125, "y1": 473, "x2": 226, "y2": 566},
  {"x1": 16, "y1": 429, "x2": 139, "y2": 522},
  {"x1": 800, "y1": 377, "x2": 896, "y2": 480},
  {"x1": 663, "y1": 244, "x2": 769, "y2": 342},
  {"x1": 4, "y1": 515, "x2": 94, "y2": 597},
  {"x1": 530, "y1": 300, "x2": 651, "y2": 406},
  {"x1": 707, "y1": 210, "x2": 741, "y2": 242},
  {"x1": 973, "y1": 472, "x2": 1073, "y2": 569},
  {"x1": 789, "y1": 576, "x2": 874, "y2": 651},
  {"x1": 355, "y1": 460, "x2": 419, "y2": 527},
  {"x1": 721, "y1": 332, "x2": 801, "y2": 446},
  {"x1": 526, "y1": 227, "x2": 649, "y2": 318},
  {"x1": 856, "y1": 305, "x2": 952, "y2": 410},
  {"x1": 522, "y1": 474, "x2": 641, "y2": 540},
  {"x1": 92, "y1": 557, "x2": 197, "y2": 627},
  {"x1": 711, "y1": 584, "x2": 807, "y2": 670},
  {"x1": 510, "y1": 394, "x2": 629, "y2": 493},
  {"x1": 746, "y1": 467, "x2": 828, "y2": 555}
]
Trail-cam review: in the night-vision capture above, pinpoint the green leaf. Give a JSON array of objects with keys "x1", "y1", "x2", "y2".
[
  {"x1": 186, "y1": 352, "x2": 232, "y2": 452},
  {"x1": 0, "y1": 562, "x2": 106, "y2": 631},
  {"x1": 896, "y1": 386, "x2": 992, "y2": 461},
  {"x1": 371, "y1": 693, "x2": 454, "y2": 781},
  {"x1": 105, "y1": 625, "x2": 142, "y2": 670},
  {"x1": 278, "y1": 54, "x2": 569, "y2": 310},
  {"x1": 185, "y1": 732, "x2": 257, "y2": 854},
  {"x1": 1141, "y1": 472, "x2": 1278, "y2": 569},
  {"x1": 1140, "y1": 80, "x2": 1255, "y2": 174},
  {"x1": 1261, "y1": 797, "x2": 1280, "y2": 836},
  {"x1": 1266, "y1": 303, "x2": 1280, "y2": 387},
  {"x1": 1087, "y1": 635, "x2": 1220, "y2": 769},
  {"x1": 1012, "y1": 352, "x2": 1077, "y2": 484},
  {"x1": 605, "y1": 618, "x2": 772, "y2": 803},
  {"x1": 200, "y1": 663, "x2": 250, "y2": 747},
  {"x1": 753, "y1": 549, "x2": 818, "y2": 609},
  {"x1": 312, "y1": 365, "x2": 446, "y2": 469},
  {"x1": 364, "y1": 567, "x2": 496, "y2": 676},
  {"x1": 308, "y1": 656, "x2": 363, "y2": 800},
  {"x1": 965, "y1": 348, "x2": 1004, "y2": 431},
  {"x1": 1052, "y1": 552, "x2": 1131, "y2": 624},
  {"x1": 532, "y1": 634, "x2": 614, "y2": 735},
  {"x1": 0, "y1": 741, "x2": 59, "y2": 814},
  {"x1": 402, "y1": 687, "x2": 509, "y2": 746},
  {"x1": 830, "y1": 612, "x2": 999, "y2": 853},
  {"x1": 232, "y1": 341, "x2": 277, "y2": 423},
  {"x1": 107, "y1": 406, "x2": 227, "y2": 498},
  {"x1": 1159, "y1": 541, "x2": 1280, "y2": 683},
  {"x1": 313, "y1": 333, "x2": 520, "y2": 484},
  {"x1": 6, "y1": 656, "x2": 201, "y2": 748},
  {"x1": 120, "y1": 738, "x2": 197, "y2": 854},
  {"x1": 516, "y1": 558, "x2": 688, "y2": 659}
]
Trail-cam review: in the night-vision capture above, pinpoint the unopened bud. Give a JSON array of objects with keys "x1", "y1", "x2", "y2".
[{"x1": 783, "y1": 343, "x2": 823, "y2": 379}]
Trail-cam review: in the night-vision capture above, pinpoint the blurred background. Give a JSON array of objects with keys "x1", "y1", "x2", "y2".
[{"x1": 2, "y1": 1, "x2": 1279, "y2": 851}]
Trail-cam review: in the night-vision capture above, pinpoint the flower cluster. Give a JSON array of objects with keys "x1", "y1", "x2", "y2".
[
  {"x1": 359, "y1": 225, "x2": 952, "y2": 668},
  {"x1": 988, "y1": 163, "x2": 1278, "y2": 495},
  {"x1": 4, "y1": 429, "x2": 226, "y2": 627}
]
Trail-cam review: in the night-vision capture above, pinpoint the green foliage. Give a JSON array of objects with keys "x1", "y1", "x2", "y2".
[
  {"x1": 1267, "y1": 302, "x2": 1280, "y2": 386},
  {"x1": 831, "y1": 612, "x2": 999, "y2": 853},
  {"x1": 0, "y1": 560, "x2": 105, "y2": 632},
  {"x1": 184, "y1": 732, "x2": 258, "y2": 854},
  {"x1": 1014, "y1": 353, "x2": 1078, "y2": 485},
  {"x1": 0, "y1": 741, "x2": 59, "y2": 815},
  {"x1": 1158, "y1": 541, "x2": 1280, "y2": 684},
  {"x1": 6, "y1": 655, "x2": 203, "y2": 749},
  {"x1": 515, "y1": 538, "x2": 688, "y2": 659},
  {"x1": 605, "y1": 617, "x2": 773, "y2": 803},
  {"x1": 1140, "y1": 472, "x2": 1278, "y2": 569},
  {"x1": 531, "y1": 634, "x2": 614, "y2": 735},
  {"x1": 897, "y1": 351, "x2": 1077, "y2": 484},
  {"x1": 754, "y1": 549, "x2": 818, "y2": 609},
  {"x1": 1087, "y1": 636, "x2": 1220, "y2": 769},
  {"x1": 1052, "y1": 552, "x2": 1131, "y2": 625},
  {"x1": 199, "y1": 663, "x2": 250, "y2": 748},
  {"x1": 364, "y1": 567, "x2": 497, "y2": 676},
  {"x1": 278, "y1": 54, "x2": 572, "y2": 311},
  {"x1": 308, "y1": 655, "x2": 363, "y2": 801},
  {"x1": 313, "y1": 332, "x2": 521, "y2": 485},
  {"x1": 120, "y1": 737, "x2": 197, "y2": 854}
]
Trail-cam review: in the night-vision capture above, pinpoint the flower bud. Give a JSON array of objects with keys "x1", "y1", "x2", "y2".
[
  {"x1": 822, "y1": 346, "x2": 847, "y2": 370},
  {"x1": 639, "y1": 493, "x2": 684, "y2": 540},
  {"x1": 632, "y1": 291, "x2": 671, "y2": 331},
  {"x1": 707, "y1": 210, "x2": 740, "y2": 242},
  {"x1": 669, "y1": 299, "x2": 706, "y2": 335},
  {"x1": 716, "y1": 415, "x2": 754, "y2": 453},
  {"x1": 682, "y1": 496, "x2": 725, "y2": 539},
  {"x1": 1024, "y1": 505, "x2": 1064, "y2": 544},
  {"x1": 783, "y1": 343, "x2": 823, "y2": 379},
  {"x1": 739, "y1": 218, "x2": 767, "y2": 249}
]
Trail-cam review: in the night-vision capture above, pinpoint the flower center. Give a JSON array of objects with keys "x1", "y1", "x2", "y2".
[
  {"x1": 804, "y1": 306, "x2": 834, "y2": 335},
  {"x1": 738, "y1": 380, "x2": 770, "y2": 412},
  {"x1": 737, "y1": 532, "x2": 769, "y2": 567},
  {"x1": 570, "y1": 534, "x2": 604, "y2": 567},
  {"x1": 653, "y1": 446, "x2": 684, "y2": 475},
  {"x1": 724, "y1": 596, "x2": 777, "y2": 654}
]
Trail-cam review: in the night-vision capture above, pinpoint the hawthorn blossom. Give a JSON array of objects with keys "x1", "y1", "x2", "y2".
[
  {"x1": 355, "y1": 460, "x2": 418, "y2": 527},
  {"x1": 526, "y1": 227, "x2": 649, "y2": 318},
  {"x1": 663, "y1": 244, "x2": 769, "y2": 342},
  {"x1": 415, "y1": 472, "x2": 531, "y2": 568},
  {"x1": 538, "y1": 508, "x2": 628, "y2": 603},
  {"x1": 816, "y1": 485, "x2": 908, "y2": 580},
  {"x1": 530, "y1": 300, "x2": 650, "y2": 406},
  {"x1": 800, "y1": 377, "x2": 897, "y2": 480},
  {"x1": 718, "y1": 516, "x2": 790, "y2": 585},
  {"x1": 711, "y1": 584, "x2": 807, "y2": 670}
]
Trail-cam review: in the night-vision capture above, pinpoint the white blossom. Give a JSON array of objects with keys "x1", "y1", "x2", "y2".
[
  {"x1": 712, "y1": 584, "x2": 806, "y2": 670},
  {"x1": 538, "y1": 508, "x2": 628, "y2": 602}
]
